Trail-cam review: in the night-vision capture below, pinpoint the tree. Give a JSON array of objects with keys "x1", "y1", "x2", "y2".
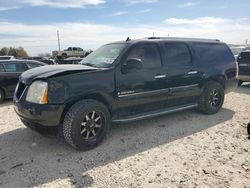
[
  {"x1": 0, "y1": 46, "x2": 28, "y2": 57},
  {"x1": 0, "y1": 47, "x2": 9, "y2": 56}
]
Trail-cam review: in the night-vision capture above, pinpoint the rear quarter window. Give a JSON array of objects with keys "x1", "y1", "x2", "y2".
[
  {"x1": 26, "y1": 62, "x2": 42, "y2": 69},
  {"x1": 192, "y1": 43, "x2": 234, "y2": 65}
]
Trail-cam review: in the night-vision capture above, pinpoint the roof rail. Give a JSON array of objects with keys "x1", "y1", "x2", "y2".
[{"x1": 146, "y1": 37, "x2": 220, "y2": 42}]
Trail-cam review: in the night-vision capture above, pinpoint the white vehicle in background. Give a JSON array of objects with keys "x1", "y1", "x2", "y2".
[
  {"x1": 52, "y1": 47, "x2": 87, "y2": 58},
  {"x1": 0, "y1": 56, "x2": 15, "y2": 60}
]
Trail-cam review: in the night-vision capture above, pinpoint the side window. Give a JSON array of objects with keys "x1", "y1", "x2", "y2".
[
  {"x1": 4, "y1": 63, "x2": 27, "y2": 72},
  {"x1": 164, "y1": 42, "x2": 192, "y2": 67},
  {"x1": 0, "y1": 64, "x2": 5, "y2": 72},
  {"x1": 27, "y1": 63, "x2": 41, "y2": 69},
  {"x1": 127, "y1": 44, "x2": 161, "y2": 69}
]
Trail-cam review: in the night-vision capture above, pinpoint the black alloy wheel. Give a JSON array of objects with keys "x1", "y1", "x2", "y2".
[
  {"x1": 80, "y1": 111, "x2": 104, "y2": 140},
  {"x1": 208, "y1": 89, "x2": 222, "y2": 111}
]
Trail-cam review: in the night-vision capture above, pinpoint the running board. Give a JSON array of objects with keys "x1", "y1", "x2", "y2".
[{"x1": 112, "y1": 103, "x2": 198, "y2": 123}]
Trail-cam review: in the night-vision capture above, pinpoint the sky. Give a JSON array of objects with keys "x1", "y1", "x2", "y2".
[{"x1": 0, "y1": 0, "x2": 250, "y2": 55}]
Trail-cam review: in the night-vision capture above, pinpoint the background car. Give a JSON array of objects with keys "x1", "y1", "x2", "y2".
[
  {"x1": 0, "y1": 60, "x2": 46, "y2": 103},
  {"x1": 0, "y1": 56, "x2": 15, "y2": 60},
  {"x1": 20, "y1": 56, "x2": 55, "y2": 65},
  {"x1": 237, "y1": 50, "x2": 250, "y2": 85}
]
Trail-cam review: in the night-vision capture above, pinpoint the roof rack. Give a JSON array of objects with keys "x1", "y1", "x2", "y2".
[{"x1": 146, "y1": 37, "x2": 220, "y2": 42}]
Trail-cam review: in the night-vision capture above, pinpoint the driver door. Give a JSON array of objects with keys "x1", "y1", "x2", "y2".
[{"x1": 116, "y1": 42, "x2": 169, "y2": 117}]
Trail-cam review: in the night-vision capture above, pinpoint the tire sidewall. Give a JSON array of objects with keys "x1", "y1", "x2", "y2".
[
  {"x1": 247, "y1": 122, "x2": 250, "y2": 136},
  {"x1": 65, "y1": 100, "x2": 110, "y2": 150},
  {"x1": 199, "y1": 82, "x2": 225, "y2": 114}
]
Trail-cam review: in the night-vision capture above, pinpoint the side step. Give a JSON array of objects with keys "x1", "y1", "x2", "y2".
[{"x1": 112, "y1": 103, "x2": 198, "y2": 123}]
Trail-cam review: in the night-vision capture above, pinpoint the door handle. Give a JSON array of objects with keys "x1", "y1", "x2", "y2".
[
  {"x1": 187, "y1": 71, "x2": 198, "y2": 75},
  {"x1": 154, "y1": 74, "x2": 166, "y2": 79}
]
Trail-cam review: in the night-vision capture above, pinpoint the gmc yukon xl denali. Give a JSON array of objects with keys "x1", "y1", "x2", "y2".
[{"x1": 14, "y1": 37, "x2": 237, "y2": 150}]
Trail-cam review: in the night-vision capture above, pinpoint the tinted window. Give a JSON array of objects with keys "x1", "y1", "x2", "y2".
[
  {"x1": 237, "y1": 52, "x2": 250, "y2": 64},
  {"x1": 0, "y1": 64, "x2": 5, "y2": 72},
  {"x1": 164, "y1": 42, "x2": 191, "y2": 67},
  {"x1": 73, "y1": 48, "x2": 77, "y2": 51},
  {"x1": 4, "y1": 63, "x2": 27, "y2": 72},
  {"x1": 27, "y1": 63, "x2": 41, "y2": 69},
  {"x1": 193, "y1": 43, "x2": 234, "y2": 64},
  {"x1": 127, "y1": 44, "x2": 161, "y2": 69}
]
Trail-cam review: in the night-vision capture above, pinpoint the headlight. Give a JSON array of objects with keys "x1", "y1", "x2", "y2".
[{"x1": 26, "y1": 81, "x2": 48, "y2": 104}]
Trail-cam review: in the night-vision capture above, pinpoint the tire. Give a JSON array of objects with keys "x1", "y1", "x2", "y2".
[
  {"x1": 198, "y1": 81, "x2": 225, "y2": 114},
  {"x1": 0, "y1": 89, "x2": 5, "y2": 104},
  {"x1": 62, "y1": 99, "x2": 111, "y2": 150},
  {"x1": 238, "y1": 80, "x2": 243, "y2": 86},
  {"x1": 247, "y1": 122, "x2": 250, "y2": 136}
]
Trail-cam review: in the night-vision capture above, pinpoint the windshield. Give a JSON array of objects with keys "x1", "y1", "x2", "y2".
[{"x1": 80, "y1": 43, "x2": 127, "y2": 68}]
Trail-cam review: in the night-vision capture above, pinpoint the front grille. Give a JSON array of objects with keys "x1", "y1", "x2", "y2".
[{"x1": 16, "y1": 82, "x2": 26, "y2": 100}]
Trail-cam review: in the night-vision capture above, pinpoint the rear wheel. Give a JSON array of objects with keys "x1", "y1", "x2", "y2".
[
  {"x1": 62, "y1": 99, "x2": 110, "y2": 150},
  {"x1": 198, "y1": 82, "x2": 224, "y2": 114},
  {"x1": 0, "y1": 89, "x2": 5, "y2": 104}
]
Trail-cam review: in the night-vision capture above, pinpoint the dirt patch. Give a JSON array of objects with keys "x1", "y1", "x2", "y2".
[{"x1": 0, "y1": 85, "x2": 249, "y2": 188}]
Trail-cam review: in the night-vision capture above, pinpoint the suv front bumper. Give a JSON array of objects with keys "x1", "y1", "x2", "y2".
[{"x1": 14, "y1": 100, "x2": 65, "y2": 127}]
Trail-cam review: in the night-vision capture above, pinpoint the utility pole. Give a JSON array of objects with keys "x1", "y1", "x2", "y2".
[{"x1": 57, "y1": 30, "x2": 61, "y2": 51}]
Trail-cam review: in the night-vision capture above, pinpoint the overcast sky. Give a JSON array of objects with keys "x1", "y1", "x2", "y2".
[{"x1": 0, "y1": 0, "x2": 250, "y2": 55}]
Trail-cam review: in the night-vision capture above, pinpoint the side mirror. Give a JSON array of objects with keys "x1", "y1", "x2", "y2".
[{"x1": 122, "y1": 58, "x2": 142, "y2": 73}]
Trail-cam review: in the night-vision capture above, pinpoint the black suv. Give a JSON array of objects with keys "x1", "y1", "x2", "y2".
[
  {"x1": 237, "y1": 51, "x2": 250, "y2": 85},
  {"x1": 14, "y1": 38, "x2": 237, "y2": 150},
  {"x1": 0, "y1": 60, "x2": 45, "y2": 103}
]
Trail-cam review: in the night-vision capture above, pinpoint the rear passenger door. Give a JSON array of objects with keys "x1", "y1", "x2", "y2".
[
  {"x1": 2, "y1": 62, "x2": 28, "y2": 96},
  {"x1": 163, "y1": 42, "x2": 201, "y2": 105}
]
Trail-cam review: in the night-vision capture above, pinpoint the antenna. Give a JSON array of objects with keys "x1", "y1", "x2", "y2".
[
  {"x1": 126, "y1": 37, "x2": 131, "y2": 42},
  {"x1": 57, "y1": 30, "x2": 61, "y2": 51}
]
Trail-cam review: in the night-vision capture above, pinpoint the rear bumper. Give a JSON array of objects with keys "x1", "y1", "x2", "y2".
[
  {"x1": 14, "y1": 100, "x2": 65, "y2": 127},
  {"x1": 237, "y1": 75, "x2": 250, "y2": 82}
]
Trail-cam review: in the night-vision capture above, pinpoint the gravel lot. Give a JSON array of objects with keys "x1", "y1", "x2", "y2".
[{"x1": 0, "y1": 85, "x2": 249, "y2": 188}]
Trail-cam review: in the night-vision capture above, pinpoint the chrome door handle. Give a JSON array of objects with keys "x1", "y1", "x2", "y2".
[
  {"x1": 154, "y1": 74, "x2": 166, "y2": 79},
  {"x1": 188, "y1": 71, "x2": 198, "y2": 75}
]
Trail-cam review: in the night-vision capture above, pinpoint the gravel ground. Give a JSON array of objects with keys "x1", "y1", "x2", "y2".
[{"x1": 0, "y1": 84, "x2": 249, "y2": 188}]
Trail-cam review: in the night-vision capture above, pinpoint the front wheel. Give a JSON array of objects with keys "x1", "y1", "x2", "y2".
[
  {"x1": 62, "y1": 99, "x2": 110, "y2": 150},
  {"x1": 247, "y1": 122, "x2": 250, "y2": 136},
  {"x1": 198, "y1": 82, "x2": 225, "y2": 114}
]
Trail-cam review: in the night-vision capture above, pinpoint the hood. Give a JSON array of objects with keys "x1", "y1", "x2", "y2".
[{"x1": 20, "y1": 64, "x2": 98, "y2": 85}]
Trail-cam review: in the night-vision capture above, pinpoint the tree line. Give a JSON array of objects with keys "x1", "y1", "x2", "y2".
[{"x1": 0, "y1": 47, "x2": 28, "y2": 57}]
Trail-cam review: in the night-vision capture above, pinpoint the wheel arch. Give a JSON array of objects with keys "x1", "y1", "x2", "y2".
[
  {"x1": 202, "y1": 75, "x2": 226, "y2": 91},
  {"x1": 59, "y1": 93, "x2": 112, "y2": 124}
]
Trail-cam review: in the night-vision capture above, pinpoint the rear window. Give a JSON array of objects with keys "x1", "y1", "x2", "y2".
[
  {"x1": 0, "y1": 64, "x2": 5, "y2": 72},
  {"x1": 237, "y1": 52, "x2": 250, "y2": 64},
  {"x1": 3, "y1": 63, "x2": 27, "y2": 72},
  {"x1": 193, "y1": 43, "x2": 234, "y2": 65}
]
